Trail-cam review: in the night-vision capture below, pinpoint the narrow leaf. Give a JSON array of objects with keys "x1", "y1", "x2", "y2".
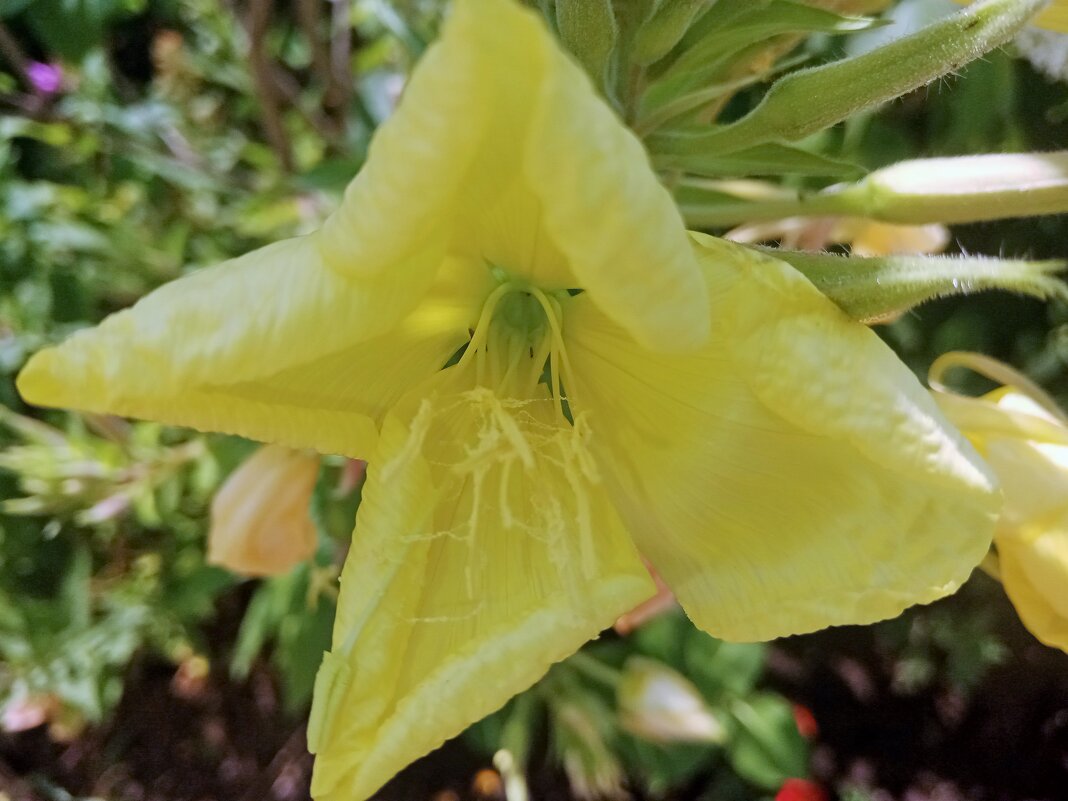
[
  {"x1": 632, "y1": 0, "x2": 715, "y2": 66},
  {"x1": 649, "y1": 0, "x2": 1049, "y2": 156},
  {"x1": 557, "y1": 0, "x2": 619, "y2": 87}
]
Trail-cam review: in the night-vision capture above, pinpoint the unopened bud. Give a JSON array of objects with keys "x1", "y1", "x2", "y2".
[
  {"x1": 208, "y1": 445, "x2": 319, "y2": 576},
  {"x1": 618, "y1": 657, "x2": 725, "y2": 744}
]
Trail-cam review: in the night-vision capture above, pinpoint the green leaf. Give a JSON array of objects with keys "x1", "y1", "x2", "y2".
[
  {"x1": 649, "y1": 0, "x2": 1048, "y2": 157},
  {"x1": 726, "y1": 693, "x2": 808, "y2": 790},
  {"x1": 621, "y1": 735, "x2": 718, "y2": 797},
  {"x1": 632, "y1": 0, "x2": 711, "y2": 66},
  {"x1": 686, "y1": 637, "x2": 767, "y2": 700},
  {"x1": 557, "y1": 0, "x2": 618, "y2": 88},
  {"x1": 643, "y1": 0, "x2": 878, "y2": 113},
  {"x1": 657, "y1": 141, "x2": 864, "y2": 178}
]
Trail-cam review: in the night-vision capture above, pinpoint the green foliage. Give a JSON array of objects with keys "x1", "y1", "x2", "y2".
[{"x1": 466, "y1": 611, "x2": 810, "y2": 799}]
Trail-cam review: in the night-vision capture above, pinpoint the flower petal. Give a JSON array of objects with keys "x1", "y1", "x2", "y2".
[
  {"x1": 564, "y1": 234, "x2": 998, "y2": 641},
  {"x1": 522, "y1": 20, "x2": 709, "y2": 351},
  {"x1": 998, "y1": 531, "x2": 1068, "y2": 651},
  {"x1": 18, "y1": 240, "x2": 488, "y2": 458},
  {"x1": 325, "y1": 0, "x2": 708, "y2": 351},
  {"x1": 309, "y1": 369, "x2": 654, "y2": 801}
]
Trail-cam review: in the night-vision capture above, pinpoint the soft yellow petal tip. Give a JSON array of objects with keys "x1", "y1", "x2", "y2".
[{"x1": 16, "y1": 348, "x2": 66, "y2": 409}]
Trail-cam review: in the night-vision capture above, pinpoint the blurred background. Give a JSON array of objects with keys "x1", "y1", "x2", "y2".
[{"x1": 0, "y1": 0, "x2": 1067, "y2": 799}]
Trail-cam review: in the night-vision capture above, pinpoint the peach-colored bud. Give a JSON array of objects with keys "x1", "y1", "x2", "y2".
[
  {"x1": 208, "y1": 445, "x2": 320, "y2": 576},
  {"x1": 831, "y1": 219, "x2": 949, "y2": 257}
]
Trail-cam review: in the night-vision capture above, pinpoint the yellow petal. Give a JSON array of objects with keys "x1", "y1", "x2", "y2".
[
  {"x1": 999, "y1": 529, "x2": 1068, "y2": 651},
  {"x1": 984, "y1": 423, "x2": 1068, "y2": 529},
  {"x1": 326, "y1": 0, "x2": 707, "y2": 351},
  {"x1": 931, "y1": 365, "x2": 1068, "y2": 653},
  {"x1": 309, "y1": 368, "x2": 653, "y2": 801},
  {"x1": 18, "y1": 242, "x2": 489, "y2": 458},
  {"x1": 208, "y1": 445, "x2": 320, "y2": 576},
  {"x1": 522, "y1": 14, "x2": 709, "y2": 351},
  {"x1": 564, "y1": 233, "x2": 998, "y2": 642}
]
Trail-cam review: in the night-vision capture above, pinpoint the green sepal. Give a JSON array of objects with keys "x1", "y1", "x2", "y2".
[
  {"x1": 649, "y1": 0, "x2": 1048, "y2": 157},
  {"x1": 656, "y1": 142, "x2": 864, "y2": 178},
  {"x1": 765, "y1": 247, "x2": 1068, "y2": 322},
  {"x1": 632, "y1": 0, "x2": 713, "y2": 66},
  {"x1": 556, "y1": 0, "x2": 619, "y2": 89},
  {"x1": 642, "y1": 0, "x2": 879, "y2": 116}
]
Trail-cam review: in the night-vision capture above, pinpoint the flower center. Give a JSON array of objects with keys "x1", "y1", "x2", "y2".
[{"x1": 459, "y1": 277, "x2": 574, "y2": 413}]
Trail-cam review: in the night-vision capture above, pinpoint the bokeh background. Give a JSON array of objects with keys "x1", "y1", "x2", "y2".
[{"x1": 0, "y1": 0, "x2": 1067, "y2": 799}]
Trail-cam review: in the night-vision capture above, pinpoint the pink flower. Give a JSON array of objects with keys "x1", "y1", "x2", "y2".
[{"x1": 26, "y1": 62, "x2": 63, "y2": 95}]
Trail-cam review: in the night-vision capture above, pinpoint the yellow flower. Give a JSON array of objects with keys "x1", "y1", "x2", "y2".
[
  {"x1": 17, "y1": 0, "x2": 997, "y2": 798},
  {"x1": 208, "y1": 445, "x2": 320, "y2": 576},
  {"x1": 931, "y1": 352, "x2": 1068, "y2": 652},
  {"x1": 954, "y1": 0, "x2": 1068, "y2": 31}
]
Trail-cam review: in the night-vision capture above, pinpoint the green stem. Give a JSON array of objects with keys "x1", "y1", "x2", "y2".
[{"x1": 567, "y1": 651, "x2": 623, "y2": 689}]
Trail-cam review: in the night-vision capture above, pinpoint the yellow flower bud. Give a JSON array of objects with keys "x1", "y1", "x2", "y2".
[
  {"x1": 618, "y1": 657, "x2": 725, "y2": 744},
  {"x1": 974, "y1": 393, "x2": 1068, "y2": 650},
  {"x1": 208, "y1": 445, "x2": 320, "y2": 576},
  {"x1": 931, "y1": 353, "x2": 1068, "y2": 651}
]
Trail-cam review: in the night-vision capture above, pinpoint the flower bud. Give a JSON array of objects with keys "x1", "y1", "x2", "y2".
[
  {"x1": 208, "y1": 445, "x2": 320, "y2": 576},
  {"x1": 618, "y1": 657, "x2": 725, "y2": 744},
  {"x1": 930, "y1": 353, "x2": 1068, "y2": 651}
]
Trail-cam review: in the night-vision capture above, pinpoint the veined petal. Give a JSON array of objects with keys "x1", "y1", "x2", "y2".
[
  {"x1": 309, "y1": 368, "x2": 653, "y2": 801},
  {"x1": 331, "y1": 0, "x2": 707, "y2": 351},
  {"x1": 18, "y1": 241, "x2": 489, "y2": 458},
  {"x1": 564, "y1": 234, "x2": 998, "y2": 642},
  {"x1": 522, "y1": 18, "x2": 709, "y2": 351},
  {"x1": 316, "y1": 0, "x2": 506, "y2": 282}
]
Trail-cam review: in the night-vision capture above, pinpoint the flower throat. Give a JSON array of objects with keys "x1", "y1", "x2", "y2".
[{"x1": 458, "y1": 274, "x2": 574, "y2": 415}]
